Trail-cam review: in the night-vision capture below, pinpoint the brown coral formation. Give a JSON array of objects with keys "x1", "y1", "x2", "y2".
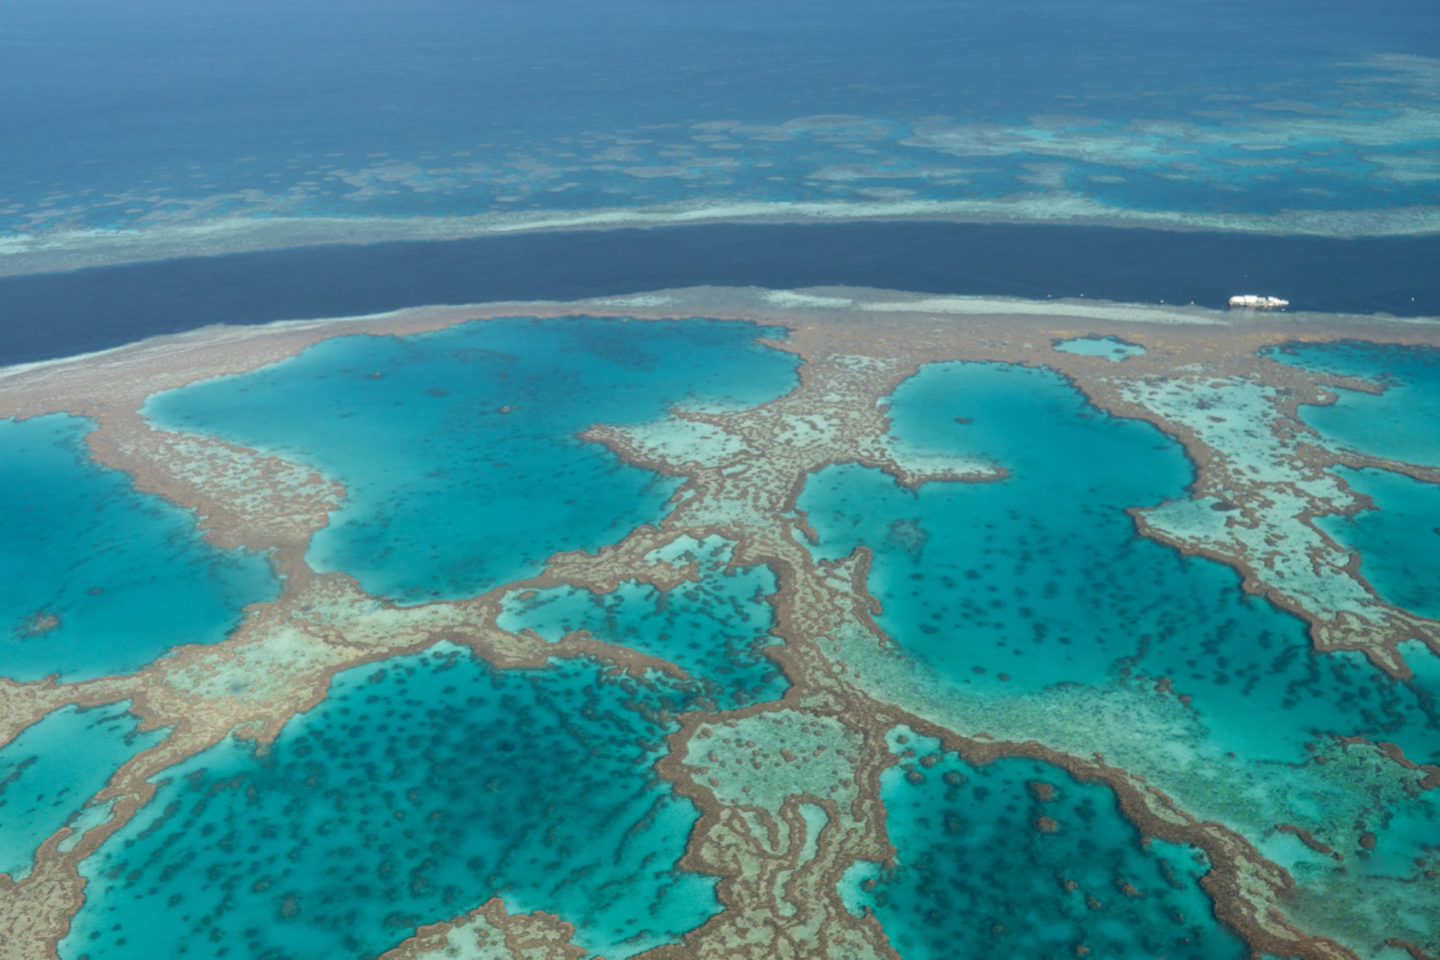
[{"x1": 377, "y1": 898, "x2": 589, "y2": 960}]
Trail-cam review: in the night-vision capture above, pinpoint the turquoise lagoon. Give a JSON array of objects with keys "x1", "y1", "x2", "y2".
[
  {"x1": 0, "y1": 701, "x2": 164, "y2": 881},
  {"x1": 1269, "y1": 342, "x2": 1440, "y2": 467},
  {"x1": 65, "y1": 646, "x2": 730, "y2": 960},
  {"x1": 58, "y1": 316, "x2": 803, "y2": 955},
  {"x1": 499, "y1": 536, "x2": 788, "y2": 713},
  {"x1": 1318, "y1": 466, "x2": 1440, "y2": 621},
  {"x1": 1051, "y1": 335, "x2": 1147, "y2": 362},
  {"x1": 802, "y1": 359, "x2": 1439, "y2": 953},
  {"x1": 146, "y1": 317, "x2": 799, "y2": 603},
  {"x1": 1267, "y1": 342, "x2": 1440, "y2": 628},
  {"x1": 798, "y1": 361, "x2": 1440, "y2": 764},
  {"x1": 842, "y1": 728, "x2": 1246, "y2": 960},
  {"x1": 0, "y1": 414, "x2": 276, "y2": 681}
]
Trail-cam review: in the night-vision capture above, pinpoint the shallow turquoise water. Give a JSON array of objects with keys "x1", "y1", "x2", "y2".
[
  {"x1": 0, "y1": 701, "x2": 164, "y2": 880},
  {"x1": 802, "y1": 361, "x2": 1198, "y2": 695},
  {"x1": 0, "y1": 414, "x2": 277, "y2": 681},
  {"x1": 498, "y1": 536, "x2": 788, "y2": 712},
  {"x1": 1052, "y1": 335, "x2": 1146, "y2": 361},
  {"x1": 1317, "y1": 466, "x2": 1440, "y2": 621},
  {"x1": 1264, "y1": 341, "x2": 1439, "y2": 383},
  {"x1": 65, "y1": 646, "x2": 723, "y2": 960},
  {"x1": 799, "y1": 362, "x2": 1440, "y2": 765},
  {"x1": 1266, "y1": 342, "x2": 1440, "y2": 467},
  {"x1": 842, "y1": 727, "x2": 1246, "y2": 960},
  {"x1": 146, "y1": 317, "x2": 799, "y2": 603}
]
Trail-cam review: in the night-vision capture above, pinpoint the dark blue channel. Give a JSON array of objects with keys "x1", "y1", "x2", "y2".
[{"x1": 2, "y1": 222, "x2": 1437, "y2": 365}]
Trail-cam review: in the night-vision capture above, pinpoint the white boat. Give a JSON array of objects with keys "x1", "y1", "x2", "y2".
[{"x1": 1228, "y1": 294, "x2": 1290, "y2": 309}]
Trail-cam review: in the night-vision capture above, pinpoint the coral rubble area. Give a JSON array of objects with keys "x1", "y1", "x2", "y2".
[{"x1": 0, "y1": 286, "x2": 1438, "y2": 960}]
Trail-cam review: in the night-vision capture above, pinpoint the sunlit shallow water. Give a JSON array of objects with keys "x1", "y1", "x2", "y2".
[
  {"x1": 146, "y1": 317, "x2": 799, "y2": 603},
  {"x1": 0, "y1": 701, "x2": 164, "y2": 880},
  {"x1": 64, "y1": 646, "x2": 728, "y2": 960},
  {"x1": 0, "y1": 414, "x2": 277, "y2": 681},
  {"x1": 840, "y1": 727, "x2": 1247, "y2": 960},
  {"x1": 798, "y1": 360, "x2": 1440, "y2": 764}
]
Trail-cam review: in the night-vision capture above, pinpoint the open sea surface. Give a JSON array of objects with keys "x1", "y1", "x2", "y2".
[{"x1": 3, "y1": 224, "x2": 1440, "y2": 365}]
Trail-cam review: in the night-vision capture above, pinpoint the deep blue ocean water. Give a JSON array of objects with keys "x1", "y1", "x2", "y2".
[
  {"x1": 0, "y1": 414, "x2": 277, "y2": 681},
  {"x1": 64, "y1": 646, "x2": 727, "y2": 960},
  {"x1": 3, "y1": 224, "x2": 1440, "y2": 365},
  {"x1": 3, "y1": 0, "x2": 1438, "y2": 234},
  {"x1": 12, "y1": 0, "x2": 1430, "y2": 172},
  {"x1": 144, "y1": 316, "x2": 798, "y2": 602}
]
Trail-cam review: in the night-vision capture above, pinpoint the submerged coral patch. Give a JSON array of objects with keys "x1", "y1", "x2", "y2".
[{"x1": 65, "y1": 648, "x2": 719, "y2": 960}]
